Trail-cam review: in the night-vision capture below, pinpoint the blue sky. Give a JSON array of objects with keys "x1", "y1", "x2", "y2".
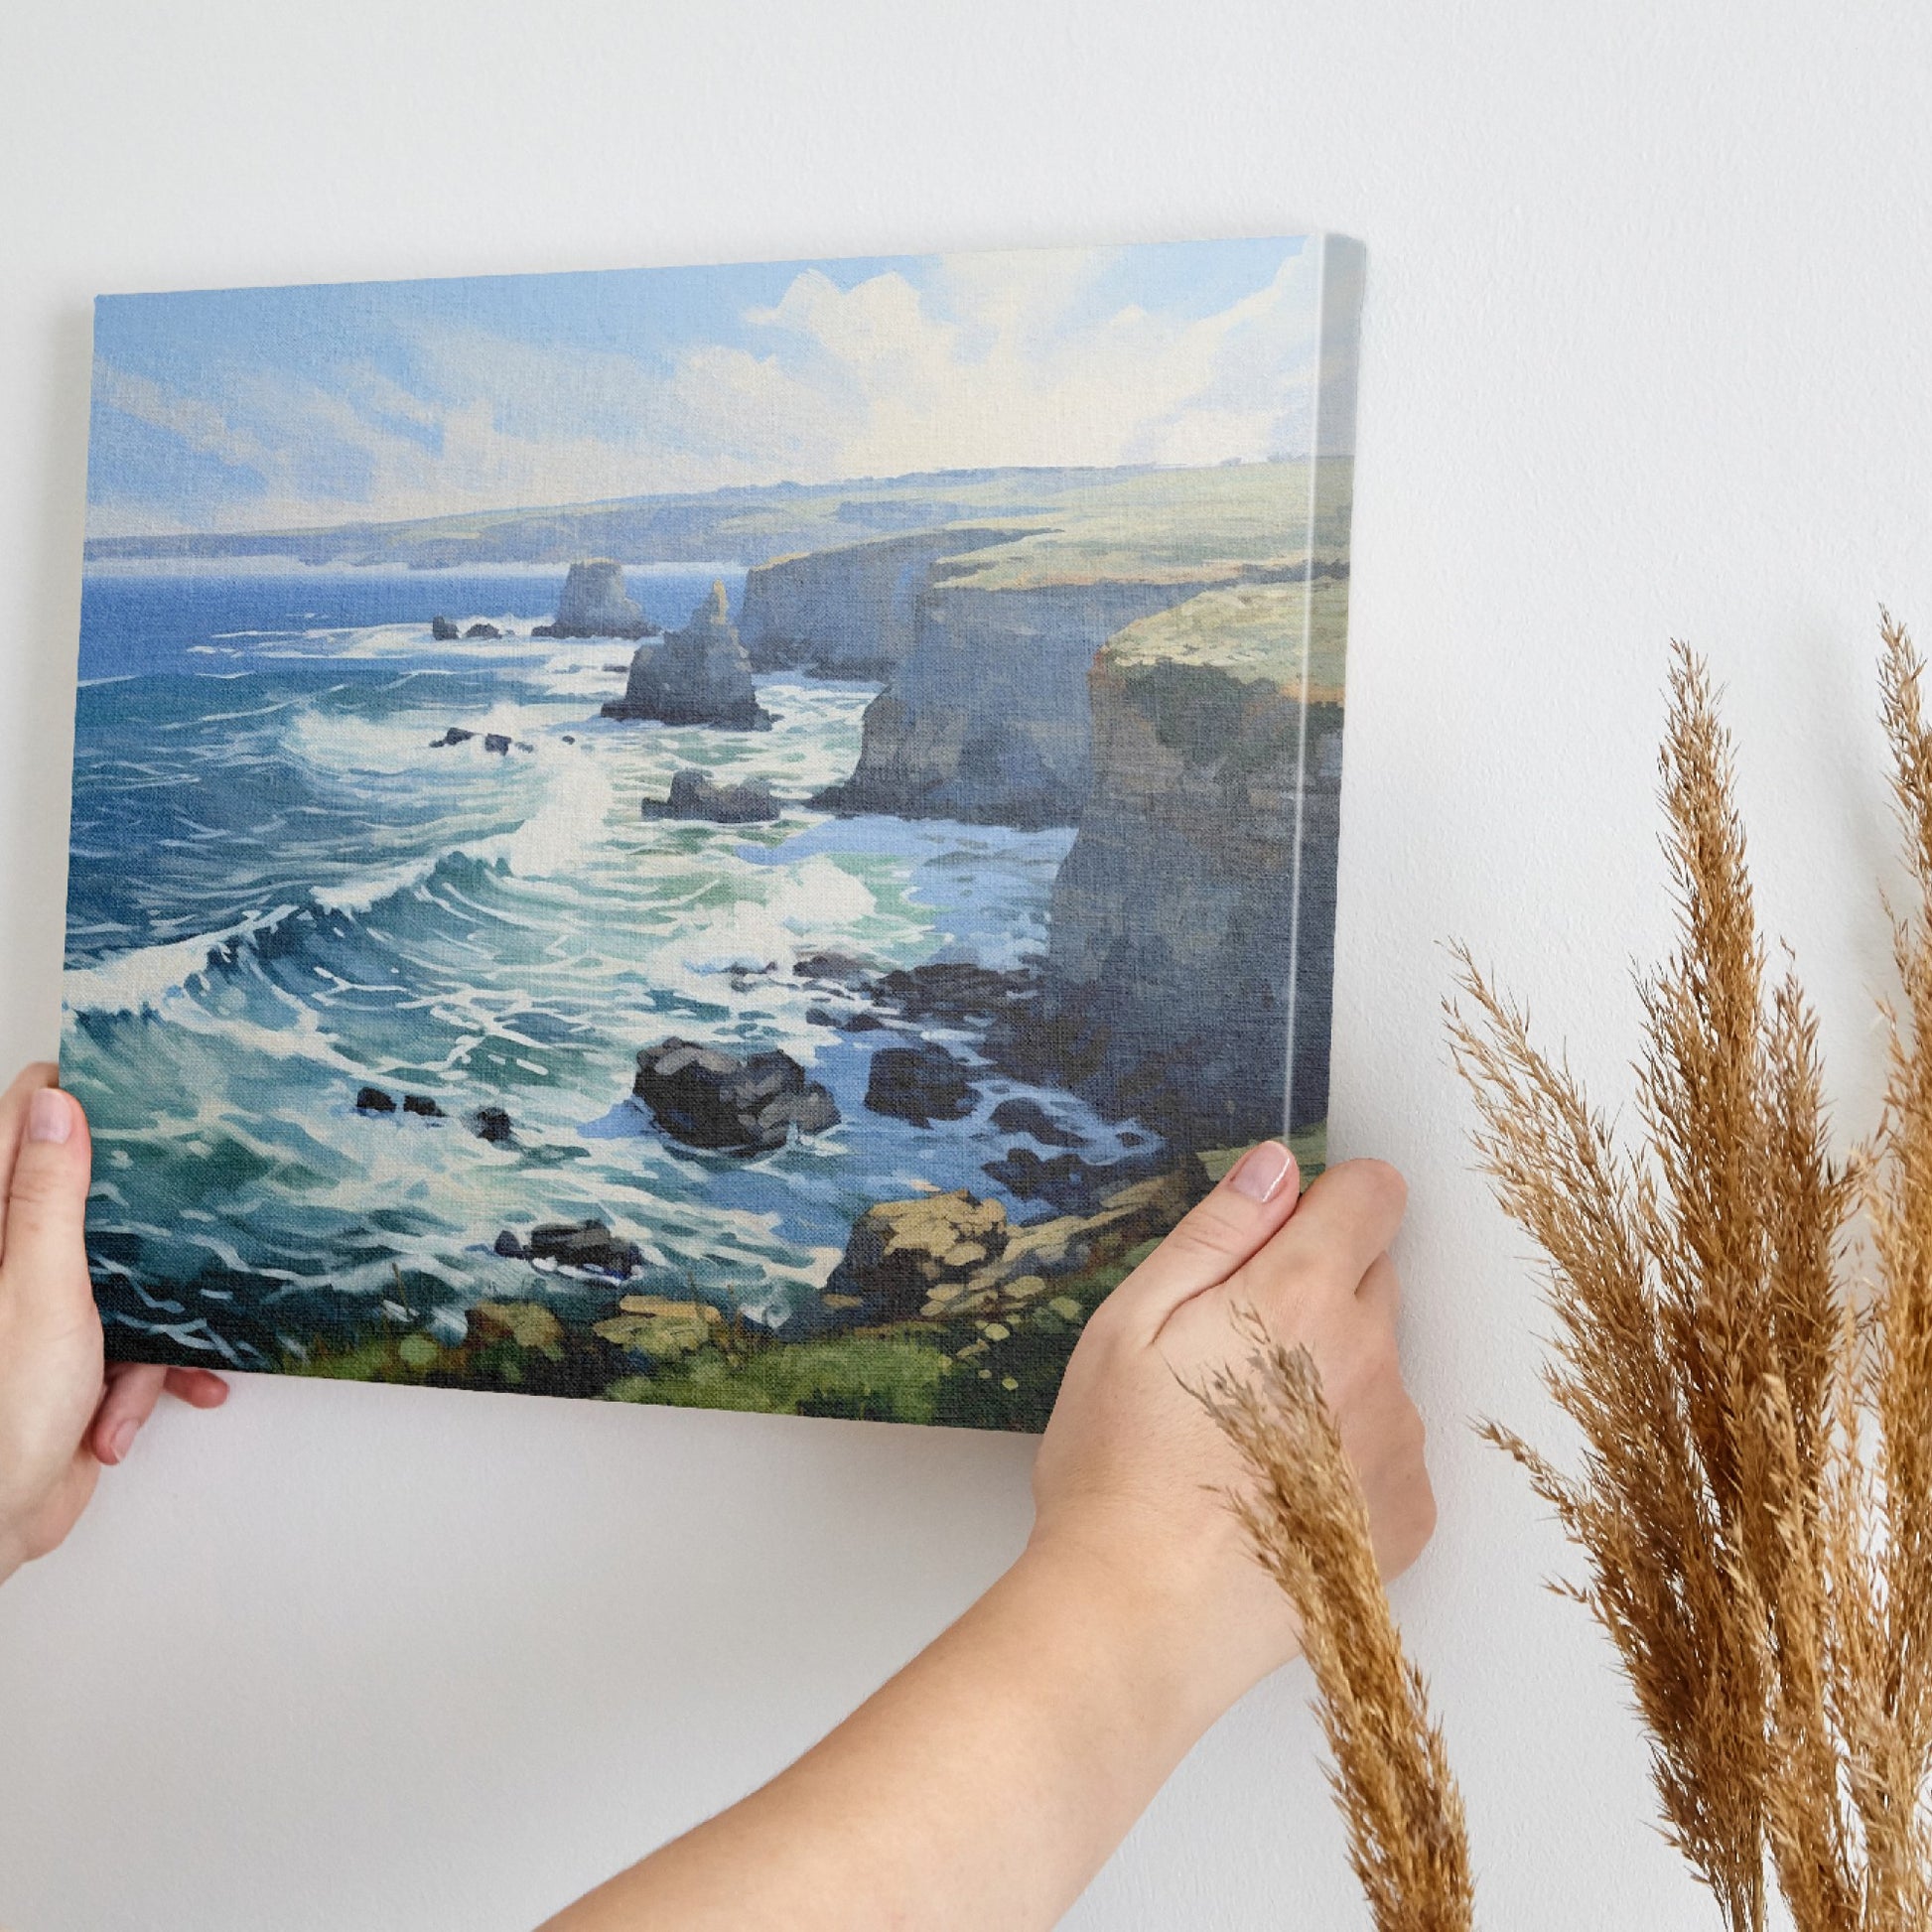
[{"x1": 87, "y1": 237, "x2": 1328, "y2": 537}]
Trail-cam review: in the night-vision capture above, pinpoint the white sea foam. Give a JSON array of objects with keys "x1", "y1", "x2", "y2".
[
  {"x1": 499, "y1": 755, "x2": 616, "y2": 879},
  {"x1": 64, "y1": 906, "x2": 300, "y2": 1016},
  {"x1": 311, "y1": 854, "x2": 442, "y2": 915}
]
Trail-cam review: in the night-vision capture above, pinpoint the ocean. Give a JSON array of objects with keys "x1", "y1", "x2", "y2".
[{"x1": 64, "y1": 567, "x2": 1134, "y2": 1369}]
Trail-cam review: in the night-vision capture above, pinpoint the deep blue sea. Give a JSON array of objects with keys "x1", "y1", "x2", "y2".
[{"x1": 65, "y1": 567, "x2": 1126, "y2": 1368}]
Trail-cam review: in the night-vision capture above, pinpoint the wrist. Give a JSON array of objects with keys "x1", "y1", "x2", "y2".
[{"x1": 1003, "y1": 1527, "x2": 1288, "y2": 1749}]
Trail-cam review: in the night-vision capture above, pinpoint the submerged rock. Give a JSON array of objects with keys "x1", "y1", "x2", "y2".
[
  {"x1": 864, "y1": 1041, "x2": 978, "y2": 1127},
  {"x1": 473, "y1": 1106, "x2": 513, "y2": 1144},
  {"x1": 640, "y1": 767, "x2": 780, "y2": 825},
  {"x1": 483, "y1": 733, "x2": 511, "y2": 755},
  {"x1": 632, "y1": 1037, "x2": 840, "y2": 1154},
  {"x1": 533, "y1": 560, "x2": 656, "y2": 640},
  {"x1": 354, "y1": 1086, "x2": 396, "y2": 1114},
  {"x1": 981, "y1": 1145, "x2": 1167, "y2": 1215},
  {"x1": 602, "y1": 582, "x2": 772, "y2": 731},
  {"x1": 402, "y1": 1094, "x2": 444, "y2": 1118},
  {"x1": 988, "y1": 1096, "x2": 1085, "y2": 1148},
  {"x1": 431, "y1": 727, "x2": 476, "y2": 748},
  {"x1": 871, "y1": 961, "x2": 1039, "y2": 1026}
]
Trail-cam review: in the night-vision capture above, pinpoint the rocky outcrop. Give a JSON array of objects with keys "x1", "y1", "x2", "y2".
[
  {"x1": 533, "y1": 559, "x2": 655, "y2": 639},
  {"x1": 464, "y1": 621, "x2": 502, "y2": 640},
  {"x1": 602, "y1": 582, "x2": 773, "y2": 731},
  {"x1": 813, "y1": 578, "x2": 1214, "y2": 827},
  {"x1": 632, "y1": 1037, "x2": 839, "y2": 1153},
  {"x1": 1021, "y1": 584, "x2": 1346, "y2": 1142},
  {"x1": 792, "y1": 1158, "x2": 1208, "y2": 1332},
  {"x1": 739, "y1": 528, "x2": 1023, "y2": 679},
  {"x1": 431, "y1": 616, "x2": 460, "y2": 641},
  {"x1": 640, "y1": 768, "x2": 779, "y2": 824}
]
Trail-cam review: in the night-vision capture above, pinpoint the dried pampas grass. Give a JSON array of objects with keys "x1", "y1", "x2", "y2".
[
  {"x1": 1446, "y1": 615, "x2": 1932, "y2": 1930},
  {"x1": 1201, "y1": 1316, "x2": 1475, "y2": 1932},
  {"x1": 1209, "y1": 615, "x2": 1932, "y2": 1931}
]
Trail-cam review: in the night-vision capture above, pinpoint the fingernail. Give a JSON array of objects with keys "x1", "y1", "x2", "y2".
[
  {"x1": 107, "y1": 1418, "x2": 138, "y2": 1464},
  {"x1": 1229, "y1": 1141, "x2": 1294, "y2": 1203},
  {"x1": 27, "y1": 1089, "x2": 72, "y2": 1145}
]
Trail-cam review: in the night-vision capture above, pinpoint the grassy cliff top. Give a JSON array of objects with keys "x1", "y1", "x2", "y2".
[
  {"x1": 87, "y1": 458, "x2": 1355, "y2": 584},
  {"x1": 1101, "y1": 579, "x2": 1348, "y2": 702},
  {"x1": 932, "y1": 458, "x2": 1354, "y2": 593}
]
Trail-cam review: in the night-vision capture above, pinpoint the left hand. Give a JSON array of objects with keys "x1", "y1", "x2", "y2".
[{"x1": 0, "y1": 1062, "x2": 228, "y2": 1585}]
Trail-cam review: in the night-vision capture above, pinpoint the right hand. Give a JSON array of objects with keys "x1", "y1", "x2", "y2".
[{"x1": 1028, "y1": 1143, "x2": 1435, "y2": 1721}]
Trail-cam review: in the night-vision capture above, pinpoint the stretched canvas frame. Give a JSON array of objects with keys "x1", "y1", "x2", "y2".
[{"x1": 66, "y1": 235, "x2": 1363, "y2": 1430}]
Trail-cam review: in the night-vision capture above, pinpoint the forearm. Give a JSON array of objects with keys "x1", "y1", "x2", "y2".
[{"x1": 543, "y1": 1542, "x2": 1236, "y2": 1932}]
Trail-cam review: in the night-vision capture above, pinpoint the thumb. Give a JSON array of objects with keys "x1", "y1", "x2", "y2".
[{"x1": 2, "y1": 1084, "x2": 96, "y2": 1326}]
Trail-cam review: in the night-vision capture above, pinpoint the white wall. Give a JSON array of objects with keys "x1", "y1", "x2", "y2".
[{"x1": 2, "y1": 3, "x2": 1928, "y2": 1924}]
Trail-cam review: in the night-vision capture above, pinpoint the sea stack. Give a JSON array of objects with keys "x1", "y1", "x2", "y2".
[
  {"x1": 602, "y1": 582, "x2": 772, "y2": 731},
  {"x1": 534, "y1": 560, "x2": 654, "y2": 639}
]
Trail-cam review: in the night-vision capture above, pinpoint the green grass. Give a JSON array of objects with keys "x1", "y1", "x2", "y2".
[{"x1": 1104, "y1": 579, "x2": 1349, "y2": 701}]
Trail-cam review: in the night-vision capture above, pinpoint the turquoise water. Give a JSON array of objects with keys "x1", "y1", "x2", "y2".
[{"x1": 65, "y1": 569, "x2": 1132, "y2": 1368}]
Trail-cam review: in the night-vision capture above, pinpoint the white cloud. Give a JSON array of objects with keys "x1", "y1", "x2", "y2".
[{"x1": 88, "y1": 246, "x2": 1327, "y2": 536}]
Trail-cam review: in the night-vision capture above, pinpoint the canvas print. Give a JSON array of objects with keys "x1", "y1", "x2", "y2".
[{"x1": 65, "y1": 236, "x2": 1362, "y2": 1431}]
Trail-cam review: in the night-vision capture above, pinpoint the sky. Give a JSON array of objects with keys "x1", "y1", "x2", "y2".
[{"x1": 85, "y1": 236, "x2": 1342, "y2": 538}]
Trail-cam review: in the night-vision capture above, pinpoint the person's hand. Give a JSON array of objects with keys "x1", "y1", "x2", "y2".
[
  {"x1": 1029, "y1": 1143, "x2": 1434, "y2": 1722},
  {"x1": 0, "y1": 1062, "x2": 227, "y2": 1584}
]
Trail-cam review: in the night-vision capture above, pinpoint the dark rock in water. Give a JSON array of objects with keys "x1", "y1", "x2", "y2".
[
  {"x1": 842, "y1": 1011, "x2": 888, "y2": 1033},
  {"x1": 402, "y1": 1094, "x2": 444, "y2": 1118},
  {"x1": 493, "y1": 1229, "x2": 528, "y2": 1259},
  {"x1": 872, "y1": 961, "x2": 1040, "y2": 1027},
  {"x1": 988, "y1": 1096, "x2": 1085, "y2": 1148},
  {"x1": 473, "y1": 1105, "x2": 513, "y2": 1144},
  {"x1": 805, "y1": 1005, "x2": 844, "y2": 1029},
  {"x1": 982, "y1": 1144, "x2": 1171, "y2": 1215},
  {"x1": 354, "y1": 1085, "x2": 395, "y2": 1115},
  {"x1": 431, "y1": 727, "x2": 475, "y2": 748},
  {"x1": 537, "y1": 560, "x2": 656, "y2": 640},
  {"x1": 792, "y1": 950, "x2": 876, "y2": 987},
  {"x1": 601, "y1": 582, "x2": 772, "y2": 731},
  {"x1": 431, "y1": 616, "x2": 460, "y2": 641},
  {"x1": 483, "y1": 733, "x2": 511, "y2": 755},
  {"x1": 633, "y1": 1036, "x2": 839, "y2": 1154},
  {"x1": 526, "y1": 1218, "x2": 642, "y2": 1277},
  {"x1": 640, "y1": 767, "x2": 780, "y2": 825},
  {"x1": 561, "y1": 734, "x2": 576, "y2": 745},
  {"x1": 864, "y1": 1041, "x2": 978, "y2": 1127},
  {"x1": 463, "y1": 621, "x2": 503, "y2": 640}
]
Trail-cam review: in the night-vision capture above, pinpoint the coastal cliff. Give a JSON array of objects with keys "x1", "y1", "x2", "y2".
[
  {"x1": 813, "y1": 576, "x2": 1213, "y2": 827},
  {"x1": 739, "y1": 528, "x2": 1023, "y2": 678},
  {"x1": 1027, "y1": 581, "x2": 1349, "y2": 1144}
]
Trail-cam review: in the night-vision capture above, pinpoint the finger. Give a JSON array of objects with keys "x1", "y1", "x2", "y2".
[
  {"x1": 0, "y1": 1062, "x2": 61, "y2": 1259},
  {"x1": 1241, "y1": 1159, "x2": 1408, "y2": 1308},
  {"x1": 2, "y1": 1085, "x2": 96, "y2": 1331},
  {"x1": 93, "y1": 1361, "x2": 168, "y2": 1465},
  {"x1": 164, "y1": 1366, "x2": 230, "y2": 1410},
  {"x1": 1104, "y1": 1141, "x2": 1301, "y2": 1335}
]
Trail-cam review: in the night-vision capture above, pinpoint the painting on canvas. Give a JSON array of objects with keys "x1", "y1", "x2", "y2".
[{"x1": 67, "y1": 235, "x2": 1362, "y2": 1430}]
